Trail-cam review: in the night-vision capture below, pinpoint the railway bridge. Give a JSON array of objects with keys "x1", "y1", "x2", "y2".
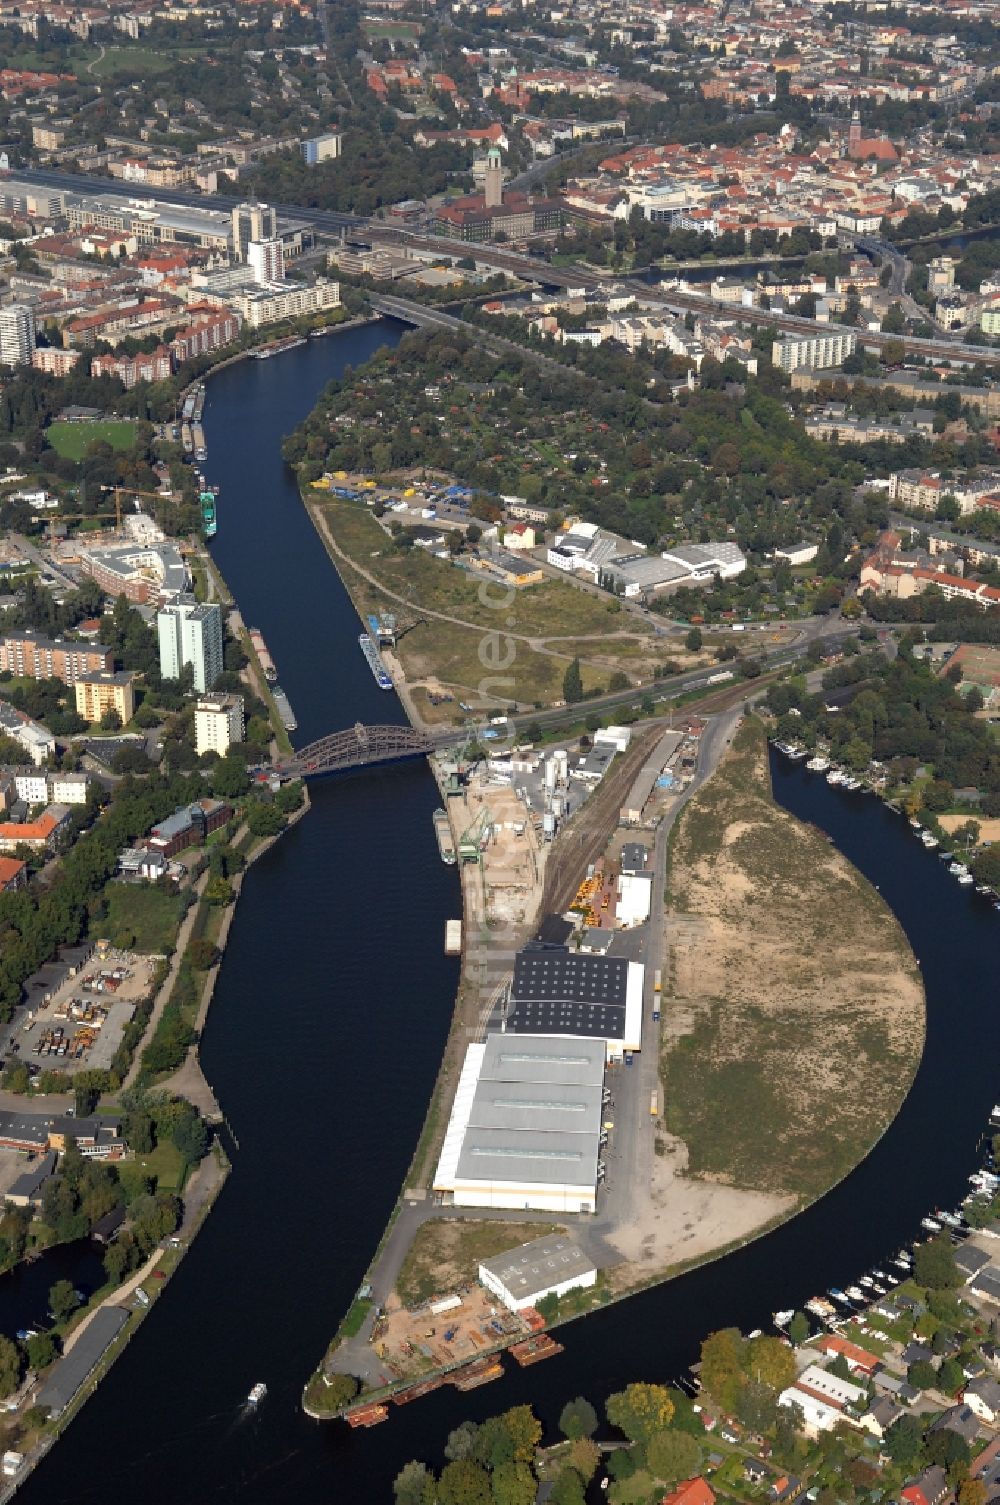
[{"x1": 275, "y1": 722, "x2": 459, "y2": 778}]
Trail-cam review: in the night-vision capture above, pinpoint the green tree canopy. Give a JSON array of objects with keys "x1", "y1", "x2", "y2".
[{"x1": 606, "y1": 1382, "x2": 675, "y2": 1442}]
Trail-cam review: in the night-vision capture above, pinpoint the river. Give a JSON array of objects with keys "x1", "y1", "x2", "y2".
[{"x1": 14, "y1": 323, "x2": 1000, "y2": 1503}]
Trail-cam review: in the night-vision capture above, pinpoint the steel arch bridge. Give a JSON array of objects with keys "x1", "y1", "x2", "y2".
[{"x1": 276, "y1": 722, "x2": 455, "y2": 778}]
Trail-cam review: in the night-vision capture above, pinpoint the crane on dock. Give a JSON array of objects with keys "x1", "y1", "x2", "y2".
[{"x1": 458, "y1": 806, "x2": 493, "y2": 863}]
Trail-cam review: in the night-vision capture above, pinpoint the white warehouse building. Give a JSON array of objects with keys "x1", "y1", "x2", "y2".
[
  {"x1": 479, "y1": 1234, "x2": 596, "y2": 1312},
  {"x1": 433, "y1": 1034, "x2": 606, "y2": 1214}
]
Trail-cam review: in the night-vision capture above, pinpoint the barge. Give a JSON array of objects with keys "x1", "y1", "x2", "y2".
[
  {"x1": 272, "y1": 686, "x2": 297, "y2": 733},
  {"x1": 445, "y1": 919, "x2": 462, "y2": 956},
  {"x1": 434, "y1": 808, "x2": 456, "y2": 864},
  {"x1": 345, "y1": 1402, "x2": 389, "y2": 1428},
  {"x1": 509, "y1": 1334, "x2": 563, "y2": 1367},
  {"x1": 359, "y1": 632, "x2": 392, "y2": 691},
  {"x1": 449, "y1": 1356, "x2": 504, "y2": 1391},
  {"x1": 248, "y1": 628, "x2": 277, "y2": 683}
]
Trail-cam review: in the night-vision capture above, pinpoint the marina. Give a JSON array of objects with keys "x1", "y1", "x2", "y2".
[{"x1": 359, "y1": 631, "x2": 393, "y2": 691}]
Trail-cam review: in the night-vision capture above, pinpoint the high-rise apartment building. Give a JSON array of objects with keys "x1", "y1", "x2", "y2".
[
  {"x1": 0, "y1": 304, "x2": 36, "y2": 367},
  {"x1": 301, "y1": 132, "x2": 341, "y2": 165},
  {"x1": 194, "y1": 694, "x2": 244, "y2": 756},
  {"x1": 0, "y1": 631, "x2": 113, "y2": 683},
  {"x1": 232, "y1": 202, "x2": 277, "y2": 261},
  {"x1": 157, "y1": 596, "x2": 224, "y2": 693},
  {"x1": 247, "y1": 238, "x2": 284, "y2": 284}
]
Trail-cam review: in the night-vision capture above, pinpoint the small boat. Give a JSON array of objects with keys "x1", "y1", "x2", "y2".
[
  {"x1": 938, "y1": 1211, "x2": 961, "y2": 1228},
  {"x1": 909, "y1": 817, "x2": 922, "y2": 828},
  {"x1": 939, "y1": 851, "x2": 954, "y2": 861},
  {"x1": 829, "y1": 1288, "x2": 850, "y2": 1305},
  {"x1": 921, "y1": 1217, "x2": 942, "y2": 1233},
  {"x1": 859, "y1": 1276, "x2": 875, "y2": 1290},
  {"x1": 893, "y1": 1257, "x2": 911, "y2": 1271},
  {"x1": 871, "y1": 1269, "x2": 889, "y2": 1282},
  {"x1": 957, "y1": 872, "x2": 975, "y2": 885},
  {"x1": 922, "y1": 833, "x2": 939, "y2": 849},
  {"x1": 805, "y1": 1296, "x2": 836, "y2": 1318},
  {"x1": 976, "y1": 885, "x2": 993, "y2": 895},
  {"x1": 826, "y1": 769, "x2": 844, "y2": 785},
  {"x1": 870, "y1": 1282, "x2": 887, "y2": 1296},
  {"x1": 246, "y1": 1382, "x2": 267, "y2": 1406},
  {"x1": 846, "y1": 1285, "x2": 866, "y2": 1301},
  {"x1": 806, "y1": 756, "x2": 830, "y2": 772},
  {"x1": 949, "y1": 861, "x2": 967, "y2": 876},
  {"x1": 773, "y1": 1309, "x2": 795, "y2": 1329}
]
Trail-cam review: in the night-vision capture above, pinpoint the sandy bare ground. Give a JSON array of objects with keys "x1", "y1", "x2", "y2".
[
  {"x1": 939, "y1": 813, "x2": 1000, "y2": 842},
  {"x1": 660, "y1": 719, "x2": 925, "y2": 1205}
]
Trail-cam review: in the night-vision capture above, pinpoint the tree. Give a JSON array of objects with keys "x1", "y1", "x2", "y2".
[
  {"x1": 0, "y1": 1335, "x2": 20, "y2": 1399},
  {"x1": 686, "y1": 627, "x2": 703, "y2": 652},
  {"x1": 188, "y1": 937, "x2": 218, "y2": 972},
  {"x1": 490, "y1": 1461, "x2": 536, "y2": 1505},
  {"x1": 211, "y1": 756, "x2": 250, "y2": 799},
  {"x1": 24, "y1": 1331, "x2": 56, "y2": 1371},
  {"x1": 908, "y1": 1359, "x2": 938, "y2": 1391},
  {"x1": 48, "y1": 1279, "x2": 80, "y2": 1324},
  {"x1": 394, "y1": 1461, "x2": 435, "y2": 1505},
  {"x1": 606, "y1": 1382, "x2": 674, "y2": 1442},
  {"x1": 914, "y1": 1234, "x2": 960, "y2": 1290},
  {"x1": 445, "y1": 1422, "x2": 480, "y2": 1461},
  {"x1": 788, "y1": 1311, "x2": 809, "y2": 1346},
  {"x1": 559, "y1": 1396, "x2": 598, "y2": 1440},
  {"x1": 501, "y1": 1405, "x2": 542, "y2": 1463},
  {"x1": 172, "y1": 1109, "x2": 209, "y2": 1166},
  {"x1": 438, "y1": 1458, "x2": 491, "y2": 1505},
  {"x1": 549, "y1": 1469, "x2": 586, "y2": 1505},
  {"x1": 884, "y1": 1410, "x2": 923, "y2": 1468},
  {"x1": 959, "y1": 1481, "x2": 987, "y2": 1505},
  {"x1": 699, "y1": 1328, "x2": 746, "y2": 1411},
  {"x1": 938, "y1": 1357, "x2": 965, "y2": 1394},
  {"x1": 745, "y1": 1334, "x2": 796, "y2": 1393},
  {"x1": 563, "y1": 658, "x2": 584, "y2": 704},
  {"x1": 925, "y1": 1427, "x2": 970, "y2": 1471},
  {"x1": 646, "y1": 1429, "x2": 701, "y2": 1483}
]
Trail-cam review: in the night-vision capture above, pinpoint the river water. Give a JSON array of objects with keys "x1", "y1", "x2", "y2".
[{"x1": 14, "y1": 323, "x2": 1000, "y2": 1503}]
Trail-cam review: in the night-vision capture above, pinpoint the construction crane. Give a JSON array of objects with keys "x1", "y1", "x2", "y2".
[{"x1": 48, "y1": 485, "x2": 178, "y2": 546}]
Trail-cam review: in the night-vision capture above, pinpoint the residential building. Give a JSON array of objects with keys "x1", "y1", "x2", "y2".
[
  {"x1": 661, "y1": 1482, "x2": 715, "y2": 1505},
  {"x1": 478, "y1": 1234, "x2": 596, "y2": 1311},
  {"x1": 247, "y1": 238, "x2": 284, "y2": 285},
  {"x1": 0, "y1": 303, "x2": 35, "y2": 367},
  {"x1": 90, "y1": 346, "x2": 172, "y2": 388},
  {"x1": 965, "y1": 1376, "x2": 1000, "y2": 1424},
  {"x1": 0, "y1": 632, "x2": 113, "y2": 685},
  {"x1": 983, "y1": 308, "x2": 1000, "y2": 336},
  {"x1": 74, "y1": 671, "x2": 136, "y2": 725},
  {"x1": 170, "y1": 310, "x2": 241, "y2": 363},
  {"x1": 301, "y1": 132, "x2": 341, "y2": 164},
  {"x1": 900, "y1": 1465, "x2": 949, "y2": 1505},
  {"x1": 78, "y1": 540, "x2": 188, "y2": 604},
  {"x1": 47, "y1": 774, "x2": 90, "y2": 806},
  {"x1": 194, "y1": 693, "x2": 244, "y2": 756},
  {"x1": 157, "y1": 597, "x2": 223, "y2": 693},
  {"x1": 771, "y1": 331, "x2": 856, "y2": 373},
  {"x1": 0, "y1": 857, "x2": 26, "y2": 891},
  {"x1": 232, "y1": 201, "x2": 277, "y2": 260},
  {"x1": 31, "y1": 347, "x2": 80, "y2": 376},
  {"x1": 0, "y1": 700, "x2": 55, "y2": 765},
  {"x1": 0, "y1": 804, "x2": 71, "y2": 854},
  {"x1": 233, "y1": 279, "x2": 340, "y2": 329}
]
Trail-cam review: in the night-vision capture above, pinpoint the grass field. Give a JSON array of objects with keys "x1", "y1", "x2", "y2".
[
  {"x1": 395, "y1": 1220, "x2": 560, "y2": 1308},
  {"x1": 316, "y1": 496, "x2": 658, "y2": 708},
  {"x1": 47, "y1": 420, "x2": 138, "y2": 460},
  {"x1": 101, "y1": 882, "x2": 184, "y2": 955},
  {"x1": 661, "y1": 717, "x2": 924, "y2": 1201},
  {"x1": 133, "y1": 1137, "x2": 185, "y2": 1193},
  {"x1": 86, "y1": 45, "x2": 193, "y2": 77}
]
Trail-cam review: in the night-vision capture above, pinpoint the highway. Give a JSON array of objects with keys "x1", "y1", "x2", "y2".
[{"x1": 16, "y1": 165, "x2": 1000, "y2": 367}]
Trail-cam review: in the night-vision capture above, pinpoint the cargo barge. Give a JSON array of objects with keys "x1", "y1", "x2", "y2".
[
  {"x1": 248, "y1": 628, "x2": 277, "y2": 683},
  {"x1": 254, "y1": 335, "x2": 307, "y2": 360},
  {"x1": 434, "y1": 808, "x2": 456, "y2": 865},
  {"x1": 509, "y1": 1334, "x2": 564, "y2": 1367},
  {"x1": 444, "y1": 919, "x2": 462, "y2": 955},
  {"x1": 449, "y1": 1356, "x2": 504, "y2": 1391},
  {"x1": 359, "y1": 632, "x2": 392, "y2": 691},
  {"x1": 345, "y1": 1402, "x2": 388, "y2": 1428},
  {"x1": 272, "y1": 686, "x2": 297, "y2": 733}
]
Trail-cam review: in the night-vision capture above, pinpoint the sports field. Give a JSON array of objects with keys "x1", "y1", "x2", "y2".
[{"x1": 47, "y1": 420, "x2": 138, "y2": 460}]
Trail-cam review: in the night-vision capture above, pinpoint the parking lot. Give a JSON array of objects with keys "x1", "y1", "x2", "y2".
[{"x1": 2, "y1": 947, "x2": 158, "y2": 1079}]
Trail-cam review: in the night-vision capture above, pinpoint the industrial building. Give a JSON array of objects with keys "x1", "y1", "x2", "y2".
[
  {"x1": 505, "y1": 948, "x2": 644, "y2": 1060},
  {"x1": 194, "y1": 693, "x2": 244, "y2": 756},
  {"x1": 479, "y1": 1234, "x2": 596, "y2": 1312},
  {"x1": 433, "y1": 1034, "x2": 606, "y2": 1213},
  {"x1": 157, "y1": 596, "x2": 223, "y2": 693}
]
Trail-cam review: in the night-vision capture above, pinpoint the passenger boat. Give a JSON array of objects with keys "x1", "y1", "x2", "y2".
[
  {"x1": 359, "y1": 632, "x2": 393, "y2": 691},
  {"x1": 246, "y1": 1382, "x2": 267, "y2": 1406}
]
